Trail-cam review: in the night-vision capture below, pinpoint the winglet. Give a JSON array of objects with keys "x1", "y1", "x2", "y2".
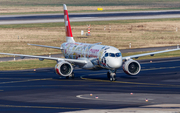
[{"x1": 63, "y1": 4, "x2": 75, "y2": 43}]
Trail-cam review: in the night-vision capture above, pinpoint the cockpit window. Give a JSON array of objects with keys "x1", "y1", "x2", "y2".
[
  {"x1": 109, "y1": 53, "x2": 115, "y2": 57},
  {"x1": 105, "y1": 53, "x2": 108, "y2": 57},
  {"x1": 105, "y1": 52, "x2": 121, "y2": 57},
  {"x1": 116, "y1": 53, "x2": 121, "y2": 57}
]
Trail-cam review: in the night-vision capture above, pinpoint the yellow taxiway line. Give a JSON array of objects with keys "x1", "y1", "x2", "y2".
[
  {"x1": 0, "y1": 104, "x2": 85, "y2": 110},
  {"x1": 0, "y1": 78, "x2": 53, "y2": 85}
]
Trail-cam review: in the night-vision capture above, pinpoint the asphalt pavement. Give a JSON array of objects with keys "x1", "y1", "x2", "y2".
[
  {"x1": 0, "y1": 10, "x2": 180, "y2": 112},
  {"x1": 1, "y1": 10, "x2": 180, "y2": 24},
  {"x1": 0, "y1": 58, "x2": 180, "y2": 112}
]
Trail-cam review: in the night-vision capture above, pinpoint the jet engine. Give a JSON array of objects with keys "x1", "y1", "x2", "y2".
[
  {"x1": 123, "y1": 59, "x2": 141, "y2": 75},
  {"x1": 55, "y1": 61, "x2": 73, "y2": 77}
]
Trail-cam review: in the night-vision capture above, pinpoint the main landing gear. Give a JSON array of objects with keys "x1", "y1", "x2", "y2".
[{"x1": 107, "y1": 70, "x2": 116, "y2": 81}]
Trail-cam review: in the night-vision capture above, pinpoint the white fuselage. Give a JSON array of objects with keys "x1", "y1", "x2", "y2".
[{"x1": 61, "y1": 42, "x2": 122, "y2": 70}]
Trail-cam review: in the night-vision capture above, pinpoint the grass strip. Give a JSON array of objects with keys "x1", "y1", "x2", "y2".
[
  {"x1": 0, "y1": 59, "x2": 56, "y2": 71},
  {"x1": 1, "y1": 18, "x2": 180, "y2": 29},
  {"x1": 1, "y1": 0, "x2": 180, "y2": 6},
  {"x1": 1, "y1": 7, "x2": 180, "y2": 15}
]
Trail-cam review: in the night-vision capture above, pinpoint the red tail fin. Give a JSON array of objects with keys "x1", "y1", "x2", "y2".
[{"x1": 63, "y1": 4, "x2": 75, "y2": 43}]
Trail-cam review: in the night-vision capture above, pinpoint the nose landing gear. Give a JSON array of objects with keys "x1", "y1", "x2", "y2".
[{"x1": 107, "y1": 70, "x2": 116, "y2": 81}]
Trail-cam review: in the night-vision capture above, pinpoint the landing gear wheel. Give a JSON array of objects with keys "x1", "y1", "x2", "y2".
[
  {"x1": 107, "y1": 72, "x2": 110, "y2": 79},
  {"x1": 71, "y1": 72, "x2": 74, "y2": 79},
  {"x1": 67, "y1": 72, "x2": 74, "y2": 79},
  {"x1": 108, "y1": 70, "x2": 117, "y2": 81},
  {"x1": 110, "y1": 77, "x2": 116, "y2": 81},
  {"x1": 113, "y1": 75, "x2": 116, "y2": 81},
  {"x1": 110, "y1": 74, "x2": 116, "y2": 81}
]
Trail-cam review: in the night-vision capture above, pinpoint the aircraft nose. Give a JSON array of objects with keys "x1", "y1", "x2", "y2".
[{"x1": 107, "y1": 57, "x2": 122, "y2": 69}]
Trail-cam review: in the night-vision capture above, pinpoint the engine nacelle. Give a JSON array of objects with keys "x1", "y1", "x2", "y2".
[
  {"x1": 123, "y1": 59, "x2": 141, "y2": 75},
  {"x1": 55, "y1": 61, "x2": 73, "y2": 77}
]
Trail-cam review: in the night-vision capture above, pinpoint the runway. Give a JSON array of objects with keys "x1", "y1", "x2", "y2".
[
  {"x1": 1, "y1": 10, "x2": 180, "y2": 24},
  {"x1": 0, "y1": 57, "x2": 180, "y2": 112}
]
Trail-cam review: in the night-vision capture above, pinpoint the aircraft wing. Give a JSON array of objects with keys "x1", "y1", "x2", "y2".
[
  {"x1": 122, "y1": 48, "x2": 180, "y2": 60},
  {"x1": 0, "y1": 53, "x2": 87, "y2": 66},
  {"x1": 28, "y1": 43, "x2": 63, "y2": 50}
]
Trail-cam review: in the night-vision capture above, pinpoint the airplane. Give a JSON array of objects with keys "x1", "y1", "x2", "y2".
[{"x1": 0, "y1": 4, "x2": 180, "y2": 81}]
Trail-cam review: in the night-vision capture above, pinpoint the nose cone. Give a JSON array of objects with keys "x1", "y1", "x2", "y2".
[{"x1": 107, "y1": 57, "x2": 122, "y2": 69}]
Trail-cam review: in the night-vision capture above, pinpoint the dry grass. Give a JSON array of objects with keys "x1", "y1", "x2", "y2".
[
  {"x1": 73, "y1": 21, "x2": 180, "y2": 49},
  {"x1": 0, "y1": 27, "x2": 65, "y2": 56},
  {"x1": 0, "y1": 59, "x2": 56, "y2": 70},
  {"x1": 0, "y1": 5, "x2": 158, "y2": 14},
  {"x1": 0, "y1": 20, "x2": 180, "y2": 57},
  {"x1": 1, "y1": 0, "x2": 180, "y2": 14}
]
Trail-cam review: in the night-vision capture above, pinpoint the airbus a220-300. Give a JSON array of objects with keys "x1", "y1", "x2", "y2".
[{"x1": 0, "y1": 4, "x2": 180, "y2": 81}]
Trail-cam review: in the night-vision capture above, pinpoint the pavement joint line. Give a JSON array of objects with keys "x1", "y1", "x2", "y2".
[
  {"x1": 0, "y1": 78, "x2": 26, "y2": 80},
  {"x1": 0, "y1": 64, "x2": 179, "y2": 86},
  {"x1": 81, "y1": 77, "x2": 180, "y2": 87},
  {"x1": 140, "y1": 59, "x2": 180, "y2": 64},
  {"x1": 0, "y1": 84, "x2": 175, "y2": 88},
  {"x1": 0, "y1": 85, "x2": 87, "y2": 88},
  {"x1": 0, "y1": 78, "x2": 53, "y2": 84},
  {"x1": 80, "y1": 65, "x2": 180, "y2": 87},
  {"x1": 86, "y1": 66, "x2": 180, "y2": 76},
  {"x1": 141, "y1": 66, "x2": 180, "y2": 71},
  {"x1": 51, "y1": 79, "x2": 83, "y2": 82},
  {"x1": 0, "y1": 104, "x2": 85, "y2": 110}
]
